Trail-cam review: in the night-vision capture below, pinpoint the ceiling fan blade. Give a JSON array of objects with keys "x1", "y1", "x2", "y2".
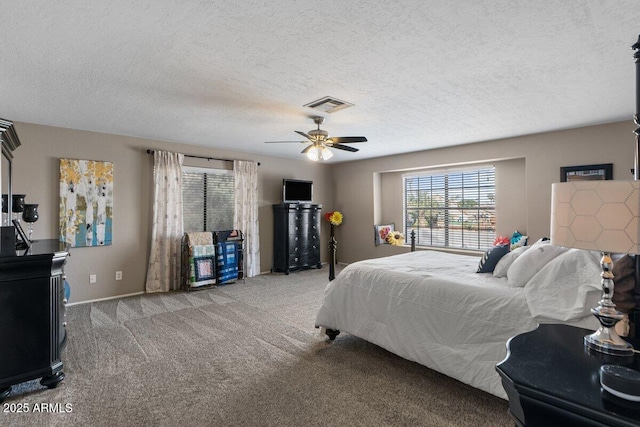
[
  {"x1": 331, "y1": 143, "x2": 359, "y2": 153},
  {"x1": 295, "y1": 130, "x2": 314, "y2": 141},
  {"x1": 327, "y1": 136, "x2": 367, "y2": 143},
  {"x1": 264, "y1": 141, "x2": 309, "y2": 144}
]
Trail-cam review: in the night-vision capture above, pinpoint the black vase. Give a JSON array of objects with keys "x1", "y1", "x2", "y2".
[
  {"x1": 11, "y1": 194, "x2": 25, "y2": 213},
  {"x1": 22, "y1": 204, "x2": 39, "y2": 223}
]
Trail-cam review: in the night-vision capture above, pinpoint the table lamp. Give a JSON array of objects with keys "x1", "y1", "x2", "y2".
[{"x1": 550, "y1": 180, "x2": 638, "y2": 356}]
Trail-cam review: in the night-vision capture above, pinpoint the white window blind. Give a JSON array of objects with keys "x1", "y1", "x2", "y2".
[
  {"x1": 182, "y1": 167, "x2": 234, "y2": 232},
  {"x1": 404, "y1": 167, "x2": 495, "y2": 250}
]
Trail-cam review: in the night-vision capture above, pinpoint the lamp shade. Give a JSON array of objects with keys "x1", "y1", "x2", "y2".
[
  {"x1": 306, "y1": 146, "x2": 320, "y2": 161},
  {"x1": 550, "y1": 181, "x2": 640, "y2": 254},
  {"x1": 320, "y1": 146, "x2": 333, "y2": 160}
]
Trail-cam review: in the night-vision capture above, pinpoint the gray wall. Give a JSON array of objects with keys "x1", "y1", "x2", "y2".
[
  {"x1": 329, "y1": 120, "x2": 637, "y2": 263},
  {"x1": 10, "y1": 119, "x2": 636, "y2": 303},
  {"x1": 12, "y1": 122, "x2": 332, "y2": 303}
]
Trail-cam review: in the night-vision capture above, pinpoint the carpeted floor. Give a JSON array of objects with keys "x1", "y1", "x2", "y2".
[{"x1": 2, "y1": 266, "x2": 511, "y2": 426}]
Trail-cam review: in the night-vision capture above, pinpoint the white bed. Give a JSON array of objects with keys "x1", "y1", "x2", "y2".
[{"x1": 315, "y1": 248, "x2": 604, "y2": 399}]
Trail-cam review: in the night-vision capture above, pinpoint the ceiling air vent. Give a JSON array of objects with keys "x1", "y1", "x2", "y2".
[{"x1": 304, "y1": 96, "x2": 354, "y2": 113}]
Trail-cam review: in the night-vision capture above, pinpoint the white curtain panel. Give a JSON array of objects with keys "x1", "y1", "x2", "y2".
[
  {"x1": 234, "y1": 160, "x2": 260, "y2": 277},
  {"x1": 145, "y1": 151, "x2": 184, "y2": 293}
]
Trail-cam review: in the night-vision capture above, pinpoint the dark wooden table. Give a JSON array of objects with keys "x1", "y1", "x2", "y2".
[{"x1": 496, "y1": 323, "x2": 640, "y2": 427}]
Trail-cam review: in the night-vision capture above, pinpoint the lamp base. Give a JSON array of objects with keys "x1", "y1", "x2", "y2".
[
  {"x1": 582, "y1": 252, "x2": 635, "y2": 357},
  {"x1": 584, "y1": 327, "x2": 634, "y2": 357}
]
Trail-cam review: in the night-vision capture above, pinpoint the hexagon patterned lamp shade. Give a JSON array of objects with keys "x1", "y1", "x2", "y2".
[
  {"x1": 551, "y1": 181, "x2": 640, "y2": 255},
  {"x1": 551, "y1": 180, "x2": 640, "y2": 356}
]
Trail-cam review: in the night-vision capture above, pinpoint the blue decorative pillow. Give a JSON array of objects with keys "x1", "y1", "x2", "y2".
[
  {"x1": 510, "y1": 231, "x2": 523, "y2": 245},
  {"x1": 477, "y1": 244, "x2": 510, "y2": 273},
  {"x1": 510, "y1": 231, "x2": 528, "y2": 250}
]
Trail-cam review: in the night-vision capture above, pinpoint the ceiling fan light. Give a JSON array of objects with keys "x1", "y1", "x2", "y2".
[
  {"x1": 320, "y1": 147, "x2": 333, "y2": 160},
  {"x1": 307, "y1": 147, "x2": 320, "y2": 161}
]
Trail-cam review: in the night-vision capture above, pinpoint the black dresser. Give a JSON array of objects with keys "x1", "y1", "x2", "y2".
[
  {"x1": 0, "y1": 239, "x2": 69, "y2": 401},
  {"x1": 272, "y1": 203, "x2": 322, "y2": 274}
]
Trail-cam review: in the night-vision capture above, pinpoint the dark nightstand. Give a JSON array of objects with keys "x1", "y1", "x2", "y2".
[{"x1": 496, "y1": 324, "x2": 640, "y2": 427}]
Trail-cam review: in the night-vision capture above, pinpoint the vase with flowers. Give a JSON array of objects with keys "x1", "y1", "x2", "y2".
[{"x1": 324, "y1": 211, "x2": 343, "y2": 280}]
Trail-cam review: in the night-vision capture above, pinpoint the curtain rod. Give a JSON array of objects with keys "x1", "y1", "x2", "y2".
[{"x1": 146, "y1": 149, "x2": 260, "y2": 166}]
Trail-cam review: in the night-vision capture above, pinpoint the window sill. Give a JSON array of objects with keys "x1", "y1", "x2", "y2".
[{"x1": 413, "y1": 245, "x2": 484, "y2": 257}]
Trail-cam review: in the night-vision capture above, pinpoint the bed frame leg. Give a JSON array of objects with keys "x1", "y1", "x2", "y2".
[{"x1": 326, "y1": 329, "x2": 340, "y2": 340}]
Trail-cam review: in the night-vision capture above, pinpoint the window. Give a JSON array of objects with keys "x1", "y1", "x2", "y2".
[
  {"x1": 182, "y1": 166, "x2": 234, "y2": 232},
  {"x1": 404, "y1": 167, "x2": 495, "y2": 250}
]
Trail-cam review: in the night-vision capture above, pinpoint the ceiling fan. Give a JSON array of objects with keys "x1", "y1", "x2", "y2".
[{"x1": 265, "y1": 116, "x2": 367, "y2": 161}]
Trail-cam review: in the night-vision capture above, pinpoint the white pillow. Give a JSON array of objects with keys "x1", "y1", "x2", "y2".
[
  {"x1": 532, "y1": 237, "x2": 550, "y2": 245},
  {"x1": 524, "y1": 249, "x2": 602, "y2": 322},
  {"x1": 493, "y1": 246, "x2": 529, "y2": 278},
  {"x1": 507, "y1": 242, "x2": 568, "y2": 287}
]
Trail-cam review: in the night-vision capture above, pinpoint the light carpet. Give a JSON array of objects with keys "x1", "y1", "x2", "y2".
[{"x1": 2, "y1": 266, "x2": 510, "y2": 426}]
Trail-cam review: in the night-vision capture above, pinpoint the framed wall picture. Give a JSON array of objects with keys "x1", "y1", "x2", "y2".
[
  {"x1": 560, "y1": 164, "x2": 613, "y2": 182},
  {"x1": 374, "y1": 223, "x2": 394, "y2": 245},
  {"x1": 59, "y1": 158, "x2": 113, "y2": 247}
]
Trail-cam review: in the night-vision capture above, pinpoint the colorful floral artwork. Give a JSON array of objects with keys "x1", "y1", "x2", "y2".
[
  {"x1": 59, "y1": 159, "x2": 113, "y2": 247},
  {"x1": 374, "y1": 223, "x2": 394, "y2": 245}
]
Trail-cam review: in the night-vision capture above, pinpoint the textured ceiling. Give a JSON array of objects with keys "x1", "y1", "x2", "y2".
[{"x1": 0, "y1": 1, "x2": 638, "y2": 163}]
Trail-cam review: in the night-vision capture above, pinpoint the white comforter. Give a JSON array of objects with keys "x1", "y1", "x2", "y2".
[{"x1": 315, "y1": 250, "x2": 599, "y2": 399}]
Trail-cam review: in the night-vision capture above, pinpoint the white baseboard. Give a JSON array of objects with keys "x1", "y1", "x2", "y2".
[
  {"x1": 66, "y1": 291, "x2": 145, "y2": 306},
  {"x1": 68, "y1": 263, "x2": 346, "y2": 305}
]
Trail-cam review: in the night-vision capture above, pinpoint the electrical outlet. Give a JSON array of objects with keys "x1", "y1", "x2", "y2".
[
  {"x1": 115, "y1": 271, "x2": 122, "y2": 281},
  {"x1": 89, "y1": 274, "x2": 97, "y2": 284}
]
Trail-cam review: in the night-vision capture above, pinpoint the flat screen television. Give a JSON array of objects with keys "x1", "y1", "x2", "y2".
[{"x1": 283, "y1": 179, "x2": 313, "y2": 203}]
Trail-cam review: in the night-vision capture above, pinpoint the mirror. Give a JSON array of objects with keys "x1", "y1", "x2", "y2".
[
  {"x1": 0, "y1": 118, "x2": 21, "y2": 225},
  {"x1": 1, "y1": 152, "x2": 10, "y2": 224}
]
